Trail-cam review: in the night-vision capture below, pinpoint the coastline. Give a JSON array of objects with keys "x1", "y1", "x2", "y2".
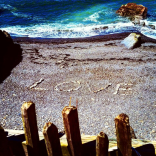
[
  {"x1": 13, "y1": 32, "x2": 156, "y2": 44},
  {"x1": 1, "y1": 31, "x2": 156, "y2": 141}
]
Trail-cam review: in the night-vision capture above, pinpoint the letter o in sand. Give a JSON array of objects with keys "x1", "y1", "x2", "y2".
[{"x1": 54, "y1": 81, "x2": 81, "y2": 92}]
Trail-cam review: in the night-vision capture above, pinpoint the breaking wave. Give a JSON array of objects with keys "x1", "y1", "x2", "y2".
[{"x1": 0, "y1": 0, "x2": 156, "y2": 39}]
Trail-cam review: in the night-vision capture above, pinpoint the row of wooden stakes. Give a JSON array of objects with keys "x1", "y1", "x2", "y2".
[{"x1": 0, "y1": 101, "x2": 137, "y2": 156}]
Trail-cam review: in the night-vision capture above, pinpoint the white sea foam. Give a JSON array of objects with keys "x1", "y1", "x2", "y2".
[
  {"x1": 141, "y1": 27, "x2": 156, "y2": 39},
  {"x1": 138, "y1": 20, "x2": 156, "y2": 39},
  {"x1": 11, "y1": 12, "x2": 31, "y2": 19},
  {"x1": 83, "y1": 11, "x2": 101, "y2": 22},
  {"x1": 0, "y1": 22, "x2": 132, "y2": 38},
  {"x1": 11, "y1": 11, "x2": 45, "y2": 21},
  {"x1": 1, "y1": 20, "x2": 156, "y2": 39},
  {"x1": 0, "y1": 3, "x2": 44, "y2": 22}
]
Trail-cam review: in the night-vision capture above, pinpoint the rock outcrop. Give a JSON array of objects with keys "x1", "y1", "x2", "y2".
[
  {"x1": 0, "y1": 30, "x2": 14, "y2": 50},
  {"x1": 0, "y1": 30, "x2": 22, "y2": 83},
  {"x1": 121, "y1": 33, "x2": 141, "y2": 49},
  {"x1": 116, "y1": 3, "x2": 147, "y2": 19}
]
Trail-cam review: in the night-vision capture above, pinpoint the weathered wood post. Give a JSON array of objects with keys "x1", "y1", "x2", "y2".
[
  {"x1": 0, "y1": 126, "x2": 13, "y2": 156},
  {"x1": 62, "y1": 106, "x2": 82, "y2": 156},
  {"x1": 43, "y1": 122, "x2": 63, "y2": 156},
  {"x1": 96, "y1": 132, "x2": 109, "y2": 156},
  {"x1": 115, "y1": 113, "x2": 132, "y2": 156},
  {"x1": 21, "y1": 101, "x2": 40, "y2": 156}
]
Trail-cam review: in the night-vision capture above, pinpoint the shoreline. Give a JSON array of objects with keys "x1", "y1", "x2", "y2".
[{"x1": 13, "y1": 32, "x2": 156, "y2": 44}]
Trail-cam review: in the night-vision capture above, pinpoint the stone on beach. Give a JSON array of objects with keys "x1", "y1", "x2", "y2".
[
  {"x1": 121, "y1": 33, "x2": 141, "y2": 49},
  {"x1": 149, "y1": 25, "x2": 155, "y2": 30},
  {"x1": 116, "y1": 3, "x2": 147, "y2": 19}
]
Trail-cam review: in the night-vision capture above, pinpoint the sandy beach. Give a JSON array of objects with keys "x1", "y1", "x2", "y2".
[{"x1": 0, "y1": 32, "x2": 156, "y2": 141}]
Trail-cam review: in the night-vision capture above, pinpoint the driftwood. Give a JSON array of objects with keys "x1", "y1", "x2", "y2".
[
  {"x1": 96, "y1": 132, "x2": 109, "y2": 156},
  {"x1": 62, "y1": 106, "x2": 82, "y2": 156},
  {"x1": 93, "y1": 83, "x2": 112, "y2": 93},
  {"x1": 21, "y1": 101, "x2": 40, "y2": 156},
  {"x1": 115, "y1": 113, "x2": 132, "y2": 156},
  {"x1": 29, "y1": 78, "x2": 44, "y2": 89},
  {"x1": 43, "y1": 122, "x2": 63, "y2": 156}
]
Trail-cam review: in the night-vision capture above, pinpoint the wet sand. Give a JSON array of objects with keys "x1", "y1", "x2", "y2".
[{"x1": 0, "y1": 32, "x2": 156, "y2": 141}]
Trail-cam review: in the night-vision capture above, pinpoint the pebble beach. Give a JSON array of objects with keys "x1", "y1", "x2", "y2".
[{"x1": 0, "y1": 33, "x2": 156, "y2": 141}]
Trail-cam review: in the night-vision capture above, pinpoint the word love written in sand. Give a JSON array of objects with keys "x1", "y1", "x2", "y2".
[{"x1": 54, "y1": 80, "x2": 133, "y2": 95}]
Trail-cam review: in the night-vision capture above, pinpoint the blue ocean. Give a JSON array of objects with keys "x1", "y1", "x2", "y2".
[{"x1": 0, "y1": 0, "x2": 156, "y2": 38}]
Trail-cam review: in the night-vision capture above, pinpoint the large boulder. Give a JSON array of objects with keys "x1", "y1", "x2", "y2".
[
  {"x1": 116, "y1": 3, "x2": 147, "y2": 19},
  {"x1": 121, "y1": 33, "x2": 141, "y2": 49},
  {"x1": 0, "y1": 30, "x2": 22, "y2": 83}
]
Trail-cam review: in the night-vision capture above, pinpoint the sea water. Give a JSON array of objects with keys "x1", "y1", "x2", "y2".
[{"x1": 0, "y1": 0, "x2": 156, "y2": 38}]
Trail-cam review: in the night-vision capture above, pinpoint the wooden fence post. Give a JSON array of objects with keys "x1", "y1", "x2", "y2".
[
  {"x1": 21, "y1": 101, "x2": 40, "y2": 156},
  {"x1": 62, "y1": 106, "x2": 82, "y2": 156},
  {"x1": 0, "y1": 126, "x2": 13, "y2": 156},
  {"x1": 96, "y1": 132, "x2": 109, "y2": 156},
  {"x1": 115, "y1": 113, "x2": 132, "y2": 156},
  {"x1": 43, "y1": 122, "x2": 63, "y2": 156}
]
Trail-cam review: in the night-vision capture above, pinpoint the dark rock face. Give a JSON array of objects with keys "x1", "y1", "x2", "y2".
[
  {"x1": 116, "y1": 3, "x2": 147, "y2": 19},
  {"x1": 0, "y1": 30, "x2": 23, "y2": 83},
  {"x1": 149, "y1": 25, "x2": 155, "y2": 30}
]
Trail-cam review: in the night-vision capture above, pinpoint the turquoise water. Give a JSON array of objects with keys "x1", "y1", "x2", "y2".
[{"x1": 0, "y1": 0, "x2": 156, "y2": 38}]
